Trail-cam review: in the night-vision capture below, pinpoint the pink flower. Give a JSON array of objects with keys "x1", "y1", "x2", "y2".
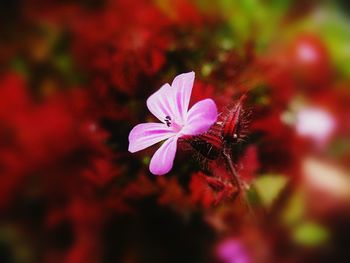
[
  {"x1": 296, "y1": 107, "x2": 336, "y2": 146},
  {"x1": 216, "y1": 239, "x2": 251, "y2": 263},
  {"x1": 128, "y1": 72, "x2": 217, "y2": 175}
]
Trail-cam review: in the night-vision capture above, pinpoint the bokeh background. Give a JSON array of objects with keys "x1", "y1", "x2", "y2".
[{"x1": 0, "y1": 0, "x2": 349, "y2": 262}]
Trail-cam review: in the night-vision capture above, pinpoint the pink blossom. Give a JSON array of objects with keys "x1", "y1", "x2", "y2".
[
  {"x1": 216, "y1": 238, "x2": 251, "y2": 263},
  {"x1": 296, "y1": 107, "x2": 336, "y2": 146},
  {"x1": 128, "y1": 72, "x2": 217, "y2": 175}
]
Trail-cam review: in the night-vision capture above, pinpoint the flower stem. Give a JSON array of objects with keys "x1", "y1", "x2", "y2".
[
  {"x1": 223, "y1": 147, "x2": 255, "y2": 219},
  {"x1": 223, "y1": 147, "x2": 241, "y2": 192}
]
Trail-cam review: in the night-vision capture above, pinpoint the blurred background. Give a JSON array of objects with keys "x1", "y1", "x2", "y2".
[{"x1": 0, "y1": 0, "x2": 349, "y2": 262}]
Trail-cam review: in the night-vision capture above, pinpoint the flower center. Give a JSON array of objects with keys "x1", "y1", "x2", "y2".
[{"x1": 164, "y1": 115, "x2": 183, "y2": 132}]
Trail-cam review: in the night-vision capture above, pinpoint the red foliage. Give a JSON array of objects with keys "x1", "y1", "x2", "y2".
[
  {"x1": 68, "y1": 0, "x2": 173, "y2": 96},
  {"x1": 0, "y1": 73, "x2": 117, "y2": 209},
  {"x1": 189, "y1": 172, "x2": 216, "y2": 208},
  {"x1": 1, "y1": 1, "x2": 349, "y2": 263},
  {"x1": 289, "y1": 34, "x2": 332, "y2": 89}
]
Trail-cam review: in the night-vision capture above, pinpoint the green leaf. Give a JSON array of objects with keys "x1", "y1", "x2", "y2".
[
  {"x1": 54, "y1": 54, "x2": 73, "y2": 74},
  {"x1": 201, "y1": 63, "x2": 213, "y2": 77},
  {"x1": 142, "y1": 156, "x2": 150, "y2": 166},
  {"x1": 10, "y1": 58, "x2": 28, "y2": 76},
  {"x1": 253, "y1": 174, "x2": 288, "y2": 208},
  {"x1": 281, "y1": 189, "x2": 305, "y2": 226},
  {"x1": 292, "y1": 222, "x2": 329, "y2": 246}
]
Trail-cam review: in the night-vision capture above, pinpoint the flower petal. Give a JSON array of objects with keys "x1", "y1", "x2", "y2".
[
  {"x1": 128, "y1": 123, "x2": 175, "y2": 153},
  {"x1": 181, "y1": 98, "x2": 218, "y2": 136},
  {"x1": 171, "y1": 71, "x2": 195, "y2": 120},
  {"x1": 149, "y1": 137, "x2": 178, "y2": 175},
  {"x1": 146, "y1": 83, "x2": 178, "y2": 123}
]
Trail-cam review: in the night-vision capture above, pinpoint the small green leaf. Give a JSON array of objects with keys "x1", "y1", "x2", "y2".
[
  {"x1": 245, "y1": 186, "x2": 259, "y2": 206},
  {"x1": 253, "y1": 174, "x2": 288, "y2": 208},
  {"x1": 292, "y1": 222, "x2": 329, "y2": 246},
  {"x1": 142, "y1": 156, "x2": 150, "y2": 165},
  {"x1": 54, "y1": 54, "x2": 73, "y2": 74},
  {"x1": 201, "y1": 63, "x2": 213, "y2": 77},
  {"x1": 281, "y1": 189, "x2": 305, "y2": 226},
  {"x1": 11, "y1": 58, "x2": 28, "y2": 76}
]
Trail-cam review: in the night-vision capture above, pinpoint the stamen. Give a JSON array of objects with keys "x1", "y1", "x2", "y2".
[
  {"x1": 164, "y1": 115, "x2": 171, "y2": 127},
  {"x1": 164, "y1": 115, "x2": 184, "y2": 132}
]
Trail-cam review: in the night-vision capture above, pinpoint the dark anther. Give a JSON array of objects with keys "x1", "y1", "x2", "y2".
[{"x1": 164, "y1": 115, "x2": 171, "y2": 127}]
